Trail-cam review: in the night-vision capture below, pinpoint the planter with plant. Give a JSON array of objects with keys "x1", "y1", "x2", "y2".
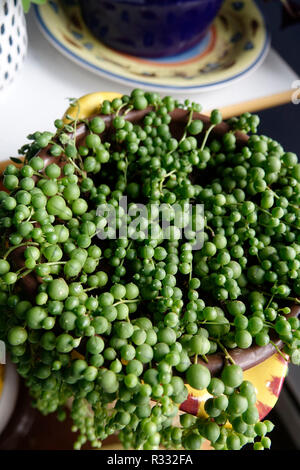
[
  {"x1": 0, "y1": 90, "x2": 299, "y2": 451},
  {"x1": 0, "y1": 0, "x2": 47, "y2": 91}
]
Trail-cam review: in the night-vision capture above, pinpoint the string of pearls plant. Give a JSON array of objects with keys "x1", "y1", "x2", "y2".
[{"x1": 0, "y1": 90, "x2": 299, "y2": 450}]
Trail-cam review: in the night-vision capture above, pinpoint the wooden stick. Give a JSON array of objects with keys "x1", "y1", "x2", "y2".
[{"x1": 206, "y1": 89, "x2": 296, "y2": 119}]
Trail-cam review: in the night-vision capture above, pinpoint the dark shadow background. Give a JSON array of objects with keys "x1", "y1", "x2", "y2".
[{"x1": 256, "y1": 0, "x2": 299, "y2": 154}]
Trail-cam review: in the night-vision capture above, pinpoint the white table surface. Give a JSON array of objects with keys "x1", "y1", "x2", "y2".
[{"x1": 0, "y1": 9, "x2": 298, "y2": 161}]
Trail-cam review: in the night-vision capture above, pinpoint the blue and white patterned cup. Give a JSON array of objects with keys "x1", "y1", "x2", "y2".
[{"x1": 0, "y1": 0, "x2": 28, "y2": 91}]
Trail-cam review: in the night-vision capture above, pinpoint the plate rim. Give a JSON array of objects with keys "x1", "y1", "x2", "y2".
[{"x1": 33, "y1": 1, "x2": 271, "y2": 93}]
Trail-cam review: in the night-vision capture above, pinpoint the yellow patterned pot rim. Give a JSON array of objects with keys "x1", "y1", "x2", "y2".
[{"x1": 34, "y1": 0, "x2": 270, "y2": 93}]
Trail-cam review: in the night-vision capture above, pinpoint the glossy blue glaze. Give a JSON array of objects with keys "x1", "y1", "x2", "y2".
[{"x1": 79, "y1": 0, "x2": 224, "y2": 58}]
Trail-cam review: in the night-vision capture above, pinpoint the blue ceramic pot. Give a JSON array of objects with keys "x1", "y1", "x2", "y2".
[{"x1": 79, "y1": 0, "x2": 224, "y2": 58}]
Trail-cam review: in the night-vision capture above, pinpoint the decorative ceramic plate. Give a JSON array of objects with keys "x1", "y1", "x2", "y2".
[{"x1": 34, "y1": 0, "x2": 270, "y2": 93}]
